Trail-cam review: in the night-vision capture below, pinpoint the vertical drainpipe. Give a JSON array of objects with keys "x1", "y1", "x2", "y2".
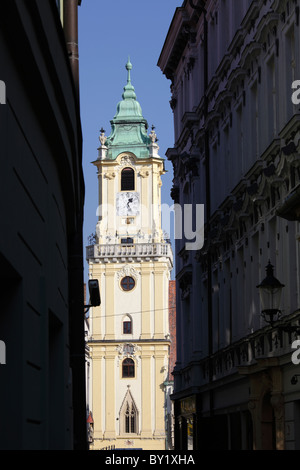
[
  {"x1": 63, "y1": 0, "x2": 81, "y2": 100},
  {"x1": 63, "y1": 0, "x2": 86, "y2": 449},
  {"x1": 188, "y1": 0, "x2": 213, "y2": 425}
]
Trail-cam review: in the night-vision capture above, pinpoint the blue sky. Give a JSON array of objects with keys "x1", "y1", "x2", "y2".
[{"x1": 78, "y1": 1, "x2": 181, "y2": 281}]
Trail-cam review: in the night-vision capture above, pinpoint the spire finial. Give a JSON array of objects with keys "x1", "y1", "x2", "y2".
[
  {"x1": 122, "y1": 56, "x2": 136, "y2": 100},
  {"x1": 126, "y1": 56, "x2": 132, "y2": 84}
]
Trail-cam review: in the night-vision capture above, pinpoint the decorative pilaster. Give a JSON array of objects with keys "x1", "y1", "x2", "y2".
[
  {"x1": 153, "y1": 347, "x2": 167, "y2": 438},
  {"x1": 104, "y1": 271, "x2": 115, "y2": 340},
  {"x1": 153, "y1": 267, "x2": 165, "y2": 340},
  {"x1": 103, "y1": 351, "x2": 116, "y2": 439},
  {"x1": 90, "y1": 350, "x2": 104, "y2": 442},
  {"x1": 140, "y1": 265, "x2": 151, "y2": 340},
  {"x1": 140, "y1": 350, "x2": 153, "y2": 438}
]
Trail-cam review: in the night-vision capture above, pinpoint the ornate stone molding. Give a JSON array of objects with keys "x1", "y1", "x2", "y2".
[
  {"x1": 116, "y1": 264, "x2": 140, "y2": 281},
  {"x1": 116, "y1": 343, "x2": 141, "y2": 359},
  {"x1": 104, "y1": 171, "x2": 116, "y2": 180},
  {"x1": 118, "y1": 155, "x2": 135, "y2": 167},
  {"x1": 138, "y1": 169, "x2": 150, "y2": 178}
]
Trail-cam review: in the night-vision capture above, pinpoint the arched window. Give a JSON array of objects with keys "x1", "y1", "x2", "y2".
[
  {"x1": 121, "y1": 167, "x2": 135, "y2": 191},
  {"x1": 123, "y1": 316, "x2": 132, "y2": 334},
  {"x1": 122, "y1": 358, "x2": 135, "y2": 378}
]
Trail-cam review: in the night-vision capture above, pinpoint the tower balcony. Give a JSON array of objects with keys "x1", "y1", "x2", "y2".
[{"x1": 86, "y1": 242, "x2": 173, "y2": 266}]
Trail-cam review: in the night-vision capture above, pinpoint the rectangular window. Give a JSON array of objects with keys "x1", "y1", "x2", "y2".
[
  {"x1": 125, "y1": 416, "x2": 130, "y2": 433},
  {"x1": 123, "y1": 322, "x2": 132, "y2": 334},
  {"x1": 131, "y1": 415, "x2": 135, "y2": 433},
  {"x1": 125, "y1": 411, "x2": 136, "y2": 433},
  {"x1": 121, "y1": 237, "x2": 134, "y2": 245}
]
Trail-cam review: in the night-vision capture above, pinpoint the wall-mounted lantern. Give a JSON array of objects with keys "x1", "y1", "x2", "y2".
[{"x1": 257, "y1": 261, "x2": 285, "y2": 326}]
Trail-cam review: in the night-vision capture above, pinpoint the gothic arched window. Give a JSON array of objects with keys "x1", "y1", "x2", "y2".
[
  {"x1": 121, "y1": 167, "x2": 135, "y2": 191},
  {"x1": 119, "y1": 390, "x2": 138, "y2": 435}
]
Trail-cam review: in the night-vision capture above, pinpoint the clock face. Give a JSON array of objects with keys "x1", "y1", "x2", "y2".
[{"x1": 116, "y1": 192, "x2": 140, "y2": 216}]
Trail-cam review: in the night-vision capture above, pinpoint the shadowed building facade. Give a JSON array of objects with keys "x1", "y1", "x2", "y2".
[
  {"x1": 0, "y1": 0, "x2": 85, "y2": 449},
  {"x1": 159, "y1": 0, "x2": 300, "y2": 450}
]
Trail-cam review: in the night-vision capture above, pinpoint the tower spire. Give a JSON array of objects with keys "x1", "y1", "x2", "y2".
[{"x1": 122, "y1": 57, "x2": 136, "y2": 100}]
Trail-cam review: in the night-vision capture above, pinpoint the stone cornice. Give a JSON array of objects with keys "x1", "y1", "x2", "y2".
[
  {"x1": 158, "y1": 6, "x2": 194, "y2": 81},
  {"x1": 87, "y1": 339, "x2": 171, "y2": 346}
]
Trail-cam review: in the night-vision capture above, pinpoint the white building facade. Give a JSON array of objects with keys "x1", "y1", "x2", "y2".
[{"x1": 159, "y1": 0, "x2": 300, "y2": 450}]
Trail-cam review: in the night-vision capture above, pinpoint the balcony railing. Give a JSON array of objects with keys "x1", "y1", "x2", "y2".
[{"x1": 86, "y1": 242, "x2": 173, "y2": 263}]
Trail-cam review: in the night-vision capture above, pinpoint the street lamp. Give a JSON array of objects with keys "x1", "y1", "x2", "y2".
[
  {"x1": 291, "y1": 375, "x2": 300, "y2": 385},
  {"x1": 257, "y1": 260, "x2": 285, "y2": 326},
  {"x1": 84, "y1": 279, "x2": 101, "y2": 315}
]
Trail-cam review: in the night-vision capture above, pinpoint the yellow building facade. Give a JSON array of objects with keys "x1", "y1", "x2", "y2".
[{"x1": 87, "y1": 60, "x2": 173, "y2": 450}]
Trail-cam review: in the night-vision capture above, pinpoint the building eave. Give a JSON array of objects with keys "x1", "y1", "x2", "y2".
[
  {"x1": 276, "y1": 183, "x2": 300, "y2": 221},
  {"x1": 157, "y1": 6, "x2": 192, "y2": 81}
]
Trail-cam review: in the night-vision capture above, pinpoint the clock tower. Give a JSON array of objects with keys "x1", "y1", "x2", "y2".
[{"x1": 87, "y1": 59, "x2": 173, "y2": 450}]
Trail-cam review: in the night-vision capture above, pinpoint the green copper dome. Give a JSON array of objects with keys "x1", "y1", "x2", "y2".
[{"x1": 104, "y1": 58, "x2": 152, "y2": 160}]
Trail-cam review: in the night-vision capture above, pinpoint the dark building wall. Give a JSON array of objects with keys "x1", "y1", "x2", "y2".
[
  {"x1": 168, "y1": 280, "x2": 176, "y2": 381},
  {"x1": 0, "y1": 0, "x2": 85, "y2": 449}
]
